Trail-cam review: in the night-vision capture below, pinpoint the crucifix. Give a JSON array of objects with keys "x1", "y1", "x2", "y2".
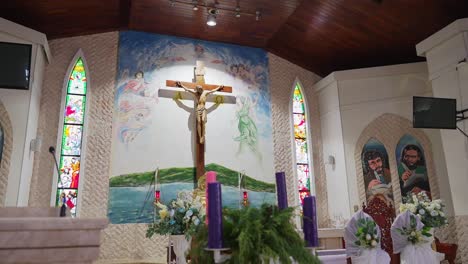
[{"x1": 166, "y1": 61, "x2": 233, "y2": 180}]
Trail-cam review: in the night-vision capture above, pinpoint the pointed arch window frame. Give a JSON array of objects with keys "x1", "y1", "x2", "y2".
[
  {"x1": 290, "y1": 78, "x2": 316, "y2": 206},
  {"x1": 50, "y1": 49, "x2": 91, "y2": 217}
]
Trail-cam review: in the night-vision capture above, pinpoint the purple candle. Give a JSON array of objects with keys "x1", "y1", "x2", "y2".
[
  {"x1": 205, "y1": 171, "x2": 217, "y2": 224},
  {"x1": 303, "y1": 196, "x2": 319, "y2": 247},
  {"x1": 207, "y1": 182, "x2": 223, "y2": 249},
  {"x1": 275, "y1": 172, "x2": 288, "y2": 210}
]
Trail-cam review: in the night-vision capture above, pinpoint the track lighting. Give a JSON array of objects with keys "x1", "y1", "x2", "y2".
[
  {"x1": 235, "y1": 6, "x2": 241, "y2": 18},
  {"x1": 207, "y1": 9, "x2": 217, "y2": 26},
  {"x1": 169, "y1": 0, "x2": 261, "y2": 25}
]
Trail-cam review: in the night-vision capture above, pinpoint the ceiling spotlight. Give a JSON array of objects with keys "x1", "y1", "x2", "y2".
[
  {"x1": 255, "y1": 10, "x2": 261, "y2": 21},
  {"x1": 192, "y1": 0, "x2": 198, "y2": 10},
  {"x1": 207, "y1": 9, "x2": 217, "y2": 26},
  {"x1": 235, "y1": 6, "x2": 241, "y2": 18}
]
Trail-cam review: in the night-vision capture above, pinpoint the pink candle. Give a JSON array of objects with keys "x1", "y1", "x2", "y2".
[{"x1": 206, "y1": 171, "x2": 217, "y2": 224}]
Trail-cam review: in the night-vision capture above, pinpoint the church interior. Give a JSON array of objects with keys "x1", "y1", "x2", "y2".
[{"x1": 1, "y1": 0, "x2": 468, "y2": 263}]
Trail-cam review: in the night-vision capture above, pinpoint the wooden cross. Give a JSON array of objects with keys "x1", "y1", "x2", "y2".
[{"x1": 166, "y1": 61, "x2": 233, "y2": 179}]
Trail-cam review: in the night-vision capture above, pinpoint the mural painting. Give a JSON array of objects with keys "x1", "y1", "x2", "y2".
[
  {"x1": 396, "y1": 134, "x2": 431, "y2": 198},
  {"x1": 108, "y1": 31, "x2": 275, "y2": 224},
  {"x1": 361, "y1": 138, "x2": 394, "y2": 206}
]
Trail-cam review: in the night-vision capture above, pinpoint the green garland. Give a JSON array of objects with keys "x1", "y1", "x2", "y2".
[{"x1": 190, "y1": 204, "x2": 320, "y2": 264}]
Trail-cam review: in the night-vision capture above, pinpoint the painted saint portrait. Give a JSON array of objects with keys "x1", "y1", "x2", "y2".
[
  {"x1": 396, "y1": 134, "x2": 431, "y2": 198},
  {"x1": 361, "y1": 138, "x2": 394, "y2": 206}
]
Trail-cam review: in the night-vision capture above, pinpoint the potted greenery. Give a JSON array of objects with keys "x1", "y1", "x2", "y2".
[{"x1": 190, "y1": 204, "x2": 320, "y2": 264}]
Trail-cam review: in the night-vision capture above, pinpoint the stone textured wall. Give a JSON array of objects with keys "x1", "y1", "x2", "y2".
[
  {"x1": 455, "y1": 215, "x2": 468, "y2": 263},
  {"x1": 25, "y1": 32, "x2": 162, "y2": 263},
  {"x1": 268, "y1": 54, "x2": 329, "y2": 227},
  {"x1": 28, "y1": 32, "x2": 118, "y2": 210},
  {"x1": 0, "y1": 100, "x2": 13, "y2": 206},
  {"x1": 27, "y1": 33, "x2": 329, "y2": 263},
  {"x1": 354, "y1": 113, "x2": 440, "y2": 208}
]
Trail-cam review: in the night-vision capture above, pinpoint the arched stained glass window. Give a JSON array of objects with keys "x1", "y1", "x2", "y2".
[
  {"x1": 292, "y1": 82, "x2": 312, "y2": 204},
  {"x1": 53, "y1": 52, "x2": 88, "y2": 217}
]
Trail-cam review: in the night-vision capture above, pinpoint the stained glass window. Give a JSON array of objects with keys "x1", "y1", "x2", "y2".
[
  {"x1": 55, "y1": 57, "x2": 87, "y2": 217},
  {"x1": 292, "y1": 83, "x2": 312, "y2": 204}
]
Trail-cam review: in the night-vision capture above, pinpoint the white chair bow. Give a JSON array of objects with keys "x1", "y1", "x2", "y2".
[
  {"x1": 391, "y1": 210, "x2": 444, "y2": 264},
  {"x1": 344, "y1": 210, "x2": 390, "y2": 264}
]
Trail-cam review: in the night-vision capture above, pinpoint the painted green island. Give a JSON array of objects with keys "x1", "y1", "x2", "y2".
[{"x1": 109, "y1": 163, "x2": 275, "y2": 193}]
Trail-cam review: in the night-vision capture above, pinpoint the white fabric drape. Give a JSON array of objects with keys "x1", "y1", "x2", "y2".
[
  {"x1": 344, "y1": 211, "x2": 390, "y2": 264},
  {"x1": 390, "y1": 210, "x2": 444, "y2": 264}
]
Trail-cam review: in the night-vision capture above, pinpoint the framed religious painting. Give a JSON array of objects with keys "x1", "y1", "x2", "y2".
[
  {"x1": 361, "y1": 138, "x2": 394, "y2": 206},
  {"x1": 396, "y1": 134, "x2": 431, "y2": 199}
]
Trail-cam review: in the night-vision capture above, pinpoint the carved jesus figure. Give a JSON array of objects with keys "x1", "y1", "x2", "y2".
[{"x1": 175, "y1": 81, "x2": 224, "y2": 144}]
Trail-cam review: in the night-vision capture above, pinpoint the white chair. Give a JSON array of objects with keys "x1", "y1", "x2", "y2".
[
  {"x1": 344, "y1": 210, "x2": 390, "y2": 264},
  {"x1": 391, "y1": 210, "x2": 444, "y2": 264}
]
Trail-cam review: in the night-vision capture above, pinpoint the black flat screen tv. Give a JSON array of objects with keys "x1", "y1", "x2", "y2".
[
  {"x1": 413, "y1": 96, "x2": 457, "y2": 129},
  {"x1": 0, "y1": 42, "x2": 32, "y2": 90}
]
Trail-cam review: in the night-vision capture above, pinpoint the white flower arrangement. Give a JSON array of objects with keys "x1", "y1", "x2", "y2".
[
  {"x1": 400, "y1": 192, "x2": 448, "y2": 229},
  {"x1": 355, "y1": 218, "x2": 380, "y2": 249},
  {"x1": 146, "y1": 191, "x2": 205, "y2": 239}
]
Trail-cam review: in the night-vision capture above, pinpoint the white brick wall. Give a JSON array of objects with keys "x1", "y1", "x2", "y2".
[{"x1": 0, "y1": 100, "x2": 13, "y2": 206}]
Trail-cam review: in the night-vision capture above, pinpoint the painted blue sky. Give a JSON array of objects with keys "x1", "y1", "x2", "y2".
[{"x1": 116, "y1": 30, "x2": 272, "y2": 137}]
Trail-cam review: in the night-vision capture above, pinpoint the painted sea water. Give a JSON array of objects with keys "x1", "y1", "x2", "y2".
[{"x1": 108, "y1": 182, "x2": 276, "y2": 224}]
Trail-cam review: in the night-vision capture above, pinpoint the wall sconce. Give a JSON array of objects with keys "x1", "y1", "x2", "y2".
[{"x1": 30, "y1": 138, "x2": 42, "y2": 152}]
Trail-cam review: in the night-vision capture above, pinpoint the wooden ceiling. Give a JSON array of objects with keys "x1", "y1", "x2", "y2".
[{"x1": 2, "y1": 0, "x2": 468, "y2": 76}]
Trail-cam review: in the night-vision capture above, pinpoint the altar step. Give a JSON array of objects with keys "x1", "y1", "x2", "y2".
[{"x1": 317, "y1": 249, "x2": 347, "y2": 264}]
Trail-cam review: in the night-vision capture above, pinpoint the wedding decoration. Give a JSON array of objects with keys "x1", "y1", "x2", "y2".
[
  {"x1": 190, "y1": 204, "x2": 320, "y2": 264},
  {"x1": 344, "y1": 210, "x2": 390, "y2": 264},
  {"x1": 391, "y1": 210, "x2": 444, "y2": 264},
  {"x1": 393, "y1": 213, "x2": 430, "y2": 245},
  {"x1": 354, "y1": 218, "x2": 380, "y2": 249},
  {"x1": 399, "y1": 192, "x2": 447, "y2": 229}
]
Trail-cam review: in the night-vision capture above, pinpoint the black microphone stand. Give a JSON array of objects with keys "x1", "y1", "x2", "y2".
[{"x1": 49, "y1": 146, "x2": 67, "y2": 217}]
